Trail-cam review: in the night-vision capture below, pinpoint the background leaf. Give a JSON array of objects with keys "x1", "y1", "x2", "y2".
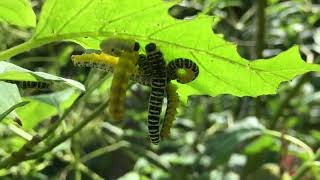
[
  {"x1": 0, "y1": 0, "x2": 36, "y2": 27},
  {"x1": 16, "y1": 88, "x2": 80, "y2": 130},
  {"x1": 0, "y1": 61, "x2": 85, "y2": 91},
  {"x1": 205, "y1": 117, "x2": 264, "y2": 165},
  {"x1": 0, "y1": 81, "x2": 22, "y2": 120}
]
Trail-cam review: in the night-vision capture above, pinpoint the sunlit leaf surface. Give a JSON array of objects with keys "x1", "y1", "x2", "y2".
[
  {"x1": 0, "y1": 0, "x2": 36, "y2": 27},
  {"x1": 29, "y1": 0, "x2": 320, "y2": 102}
]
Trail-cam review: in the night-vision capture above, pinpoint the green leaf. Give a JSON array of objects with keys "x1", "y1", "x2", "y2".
[
  {"x1": 0, "y1": 101, "x2": 29, "y2": 122},
  {"x1": 243, "y1": 135, "x2": 278, "y2": 155},
  {"x1": 0, "y1": 0, "x2": 36, "y2": 27},
  {"x1": 0, "y1": 81, "x2": 22, "y2": 120},
  {"x1": 16, "y1": 88, "x2": 80, "y2": 130},
  {"x1": 205, "y1": 117, "x2": 264, "y2": 165},
  {"x1": 1, "y1": 0, "x2": 320, "y2": 101},
  {"x1": 0, "y1": 61, "x2": 85, "y2": 91}
]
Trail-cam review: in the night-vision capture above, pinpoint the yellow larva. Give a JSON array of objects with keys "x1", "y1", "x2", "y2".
[
  {"x1": 71, "y1": 52, "x2": 119, "y2": 72},
  {"x1": 108, "y1": 52, "x2": 139, "y2": 120},
  {"x1": 160, "y1": 83, "x2": 179, "y2": 139}
]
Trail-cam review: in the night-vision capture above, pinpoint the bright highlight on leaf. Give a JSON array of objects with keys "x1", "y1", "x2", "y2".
[{"x1": 0, "y1": 0, "x2": 36, "y2": 27}]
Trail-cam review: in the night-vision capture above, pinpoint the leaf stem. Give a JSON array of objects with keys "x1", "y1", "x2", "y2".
[
  {"x1": 0, "y1": 39, "x2": 47, "y2": 60},
  {"x1": 80, "y1": 141, "x2": 129, "y2": 163},
  {"x1": 264, "y1": 129, "x2": 314, "y2": 159},
  {"x1": 254, "y1": 0, "x2": 267, "y2": 118},
  {"x1": 0, "y1": 99, "x2": 108, "y2": 169}
]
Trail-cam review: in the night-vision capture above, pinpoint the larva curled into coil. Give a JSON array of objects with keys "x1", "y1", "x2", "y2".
[
  {"x1": 100, "y1": 37, "x2": 140, "y2": 121},
  {"x1": 145, "y1": 43, "x2": 167, "y2": 145},
  {"x1": 160, "y1": 82, "x2": 179, "y2": 139},
  {"x1": 167, "y1": 58, "x2": 199, "y2": 84},
  {"x1": 4, "y1": 80, "x2": 52, "y2": 89}
]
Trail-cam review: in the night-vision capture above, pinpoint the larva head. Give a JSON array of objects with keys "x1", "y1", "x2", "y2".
[
  {"x1": 145, "y1": 43, "x2": 157, "y2": 54},
  {"x1": 100, "y1": 37, "x2": 140, "y2": 57}
]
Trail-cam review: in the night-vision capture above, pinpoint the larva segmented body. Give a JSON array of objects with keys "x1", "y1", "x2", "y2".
[
  {"x1": 71, "y1": 52, "x2": 118, "y2": 72},
  {"x1": 145, "y1": 43, "x2": 167, "y2": 145},
  {"x1": 160, "y1": 83, "x2": 179, "y2": 139},
  {"x1": 108, "y1": 52, "x2": 138, "y2": 120},
  {"x1": 100, "y1": 37, "x2": 140, "y2": 121},
  {"x1": 4, "y1": 80, "x2": 51, "y2": 89},
  {"x1": 167, "y1": 58, "x2": 199, "y2": 84}
]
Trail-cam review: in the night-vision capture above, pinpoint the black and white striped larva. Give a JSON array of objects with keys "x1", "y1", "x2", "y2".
[
  {"x1": 4, "y1": 80, "x2": 52, "y2": 89},
  {"x1": 130, "y1": 54, "x2": 152, "y2": 86},
  {"x1": 167, "y1": 58, "x2": 199, "y2": 84},
  {"x1": 145, "y1": 43, "x2": 167, "y2": 145},
  {"x1": 100, "y1": 37, "x2": 140, "y2": 120},
  {"x1": 160, "y1": 83, "x2": 179, "y2": 139}
]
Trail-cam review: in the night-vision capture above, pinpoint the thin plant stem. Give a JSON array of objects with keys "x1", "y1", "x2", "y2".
[
  {"x1": 0, "y1": 99, "x2": 109, "y2": 169},
  {"x1": 264, "y1": 129, "x2": 314, "y2": 159},
  {"x1": 26, "y1": 100, "x2": 109, "y2": 160},
  {"x1": 254, "y1": 0, "x2": 267, "y2": 118}
]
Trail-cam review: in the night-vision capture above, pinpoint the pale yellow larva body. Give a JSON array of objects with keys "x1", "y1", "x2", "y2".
[
  {"x1": 108, "y1": 52, "x2": 138, "y2": 120},
  {"x1": 160, "y1": 83, "x2": 179, "y2": 139}
]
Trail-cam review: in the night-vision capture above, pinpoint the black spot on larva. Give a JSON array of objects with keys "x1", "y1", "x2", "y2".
[
  {"x1": 134, "y1": 42, "x2": 140, "y2": 51},
  {"x1": 168, "y1": 4, "x2": 200, "y2": 20},
  {"x1": 145, "y1": 43, "x2": 157, "y2": 52}
]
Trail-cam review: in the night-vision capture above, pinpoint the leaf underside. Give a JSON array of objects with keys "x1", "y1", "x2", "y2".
[
  {"x1": 0, "y1": 61, "x2": 85, "y2": 91},
  {"x1": 8, "y1": 0, "x2": 320, "y2": 101}
]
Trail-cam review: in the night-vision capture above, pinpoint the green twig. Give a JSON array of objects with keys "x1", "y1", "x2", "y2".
[
  {"x1": 128, "y1": 144, "x2": 171, "y2": 171},
  {"x1": 0, "y1": 101, "x2": 29, "y2": 122},
  {"x1": 73, "y1": 134, "x2": 82, "y2": 180},
  {"x1": 0, "y1": 99, "x2": 108, "y2": 169},
  {"x1": 42, "y1": 70, "x2": 110, "y2": 141},
  {"x1": 255, "y1": 0, "x2": 266, "y2": 59},
  {"x1": 0, "y1": 135, "x2": 41, "y2": 169},
  {"x1": 61, "y1": 140, "x2": 128, "y2": 178},
  {"x1": 80, "y1": 141, "x2": 129, "y2": 163},
  {"x1": 41, "y1": 93, "x2": 84, "y2": 141},
  {"x1": 26, "y1": 100, "x2": 109, "y2": 160},
  {"x1": 264, "y1": 129, "x2": 314, "y2": 159},
  {"x1": 254, "y1": 0, "x2": 267, "y2": 118},
  {"x1": 77, "y1": 162, "x2": 104, "y2": 180}
]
